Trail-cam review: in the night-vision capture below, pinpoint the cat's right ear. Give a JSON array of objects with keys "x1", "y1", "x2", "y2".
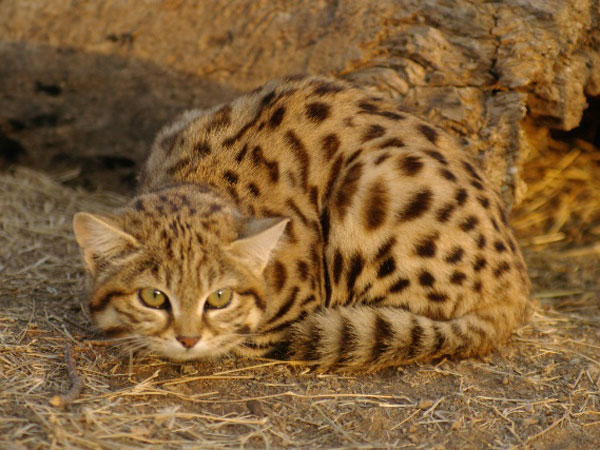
[
  {"x1": 73, "y1": 212, "x2": 140, "y2": 275},
  {"x1": 226, "y1": 217, "x2": 290, "y2": 275}
]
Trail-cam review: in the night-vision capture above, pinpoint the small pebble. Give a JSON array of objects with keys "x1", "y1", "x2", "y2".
[
  {"x1": 523, "y1": 417, "x2": 539, "y2": 427},
  {"x1": 180, "y1": 365, "x2": 196, "y2": 375},
  {"x1": 247, "y1": 399, "x2": 265, "y2": 417},
  {"x1": 417, "y1": 399, "x2": 433, "y2": 410}
]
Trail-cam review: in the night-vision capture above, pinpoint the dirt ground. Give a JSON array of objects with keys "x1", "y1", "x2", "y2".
[{"x1": 1, "y1": 125, "x2": 599, "y2": 448}]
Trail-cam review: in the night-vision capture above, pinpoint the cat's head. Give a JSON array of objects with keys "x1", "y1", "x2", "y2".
[{"x1": 73, "y1": 185, "x2": 288, "y2": 361}]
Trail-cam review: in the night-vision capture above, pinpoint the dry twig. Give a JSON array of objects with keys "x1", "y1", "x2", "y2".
[{"x1": 50, "y1": 344, "x2": 83, "y2": 407}]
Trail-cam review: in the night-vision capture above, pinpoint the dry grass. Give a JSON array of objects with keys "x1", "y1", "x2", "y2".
[{"x1": 1, "y1": 148, "x2": 599, "y2": 449}]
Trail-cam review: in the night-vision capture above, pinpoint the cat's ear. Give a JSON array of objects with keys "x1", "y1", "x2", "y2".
[
  {"x1": 227, "y1": 217, "x2": 290, "y2": 274},
  {"x1": 73, "y1": 212, "x2": 140, "y2": 275}
]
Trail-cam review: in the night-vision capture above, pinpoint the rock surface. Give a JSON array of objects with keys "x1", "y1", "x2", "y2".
[{"x1": 1, "y1": 0, "x2": 598, "y2": 202}]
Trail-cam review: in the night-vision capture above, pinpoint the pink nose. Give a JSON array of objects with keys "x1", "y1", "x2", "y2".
[{"x1": 176, "y1": 336, "x2": 199, "y2": 349}]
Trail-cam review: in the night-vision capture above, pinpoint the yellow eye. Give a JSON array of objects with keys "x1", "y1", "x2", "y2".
[
  {"x1": 205, "y1": 288, "x2": 233, "y2": 309},
  {"x1": 139, "y1": 288, "x2": 169, "y2": 309}
]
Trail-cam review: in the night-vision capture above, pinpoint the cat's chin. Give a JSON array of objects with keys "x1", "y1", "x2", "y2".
[{"x1": 155, "y1": 339, "x2": 233, "y2": 362}]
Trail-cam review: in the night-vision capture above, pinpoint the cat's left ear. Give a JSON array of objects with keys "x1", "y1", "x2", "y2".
[
  {"x1": 73, "y1": 212, "x2": 140, "y2": 275},
  {"x1": 227, "y1": 217, "x2": 289, "y2": 274}
]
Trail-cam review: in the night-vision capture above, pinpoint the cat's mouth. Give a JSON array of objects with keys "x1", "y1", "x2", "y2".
[{"x1": 155, "y1": 336, "x2": 237, "y2": 361}]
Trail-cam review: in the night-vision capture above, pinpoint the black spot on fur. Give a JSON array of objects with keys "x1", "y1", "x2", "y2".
[
  {"x1": 301, "y1": 321, "x2": 322, "y2": 361},
  {"x1": 334, "y1": 162, "x2": 363, "y2": 219},
  {"x1": 268, "y1": 286, "x2": 299, "y2": 325},
  {"x1": 460, "y1": 215, "x2": 479, "y2": 232},
  {"x1": 364, "y1": 180, "x2": 389, "y2": 230},
  {"x1": 313, "y1": 81, "x2": 345, "y2": 96},
  {"x1": 375, "y1": 238, "x2": 396, "y2": 260},
  {"x1": 398, "y1": 155, "x2": 423, "y2": 176},
  {"x1": 390, "y1": 277, "x2": 410, "y2": 293},
  {"x1": 432, "y1": 324, "x2": 446, "y2": 354},
  {"x1": 397, "y1": 189, "x2": 432, "y2": 222},
  {"x1": 436, "y1": 203, "x2": 455, "y2": 223},
  {"x1": 491, "y1": 217, "x2": 500, "y2": 231},
  {"x1": 238, "y1": 289, "x2": 266, "y2": 310},
  {"x1": 284, "y1": 130, "x2": 310, "y2": 190},
  {"x1": 377, "y1": 257, "x2": 396, "y2": 278},
  {"x1": 418, "y1": 124, "x2": 439, "y2": 144},
  {"x1": 477, "y1": 195, "x2": 490, "y2": 209},
  {"x1": 425, "y1": 149, "x2": 447, "y2": 165},
  {"x1": 419, "y1": 271, "x2": 435, "y2": 287},
  {"x1": 247, "y1": 183, "x2": 260, "y2": 197},
  {"x1": 272, "y1": 261, "x2": 287, "y2": 293},
  {"x1": 306, "y1": 102, "x2": 330, "y2": 122},
  {"x1": 477, "y1": 234, "x2": 487, "y2": 249},
  {"x1": 235, "y1": 143, "x2": 249, "y2": 163},
  {"x1": 498, "y1": 204, "x2": 509, "y2": 225},
  {"x1": 407, "y1": 318, "x2": 424, "y2": 359},
  {"x1": 336, "y1": 318, "x2": 358, "y2": 365},
  {"x1": 374, "y1": 153, "x2": 391, "y2": 165},
  {"x1": 358, "y1": 101, "x2": 378, "y2": 112},
  {"x1": 450, "y1": 271, "x2": 467, "y2": 285},
  {"x1": 493, "y1": 261, "x2": 511, "y2": 277},
  {"x1": 379, "y1": 111, "x2": 405, "y2": 120},
  {"x1": 462, "y1": 160, "x2": 483, "y2": 181},
  {"x1": 427, "y1": 292, "x2": 448, "y2": 302},
  {"x1": 333, "y1": 250, "x2": 344, "y2": 285},
  {"x1": 455, "y1": 188, "x2": 468, "y2": 206},
  {"x1": 286, "y1": 198, "x2": 308, "y2": 224},
  {"x1": 261, "y1": 91, "x2": 276, "y2": 106},
  {"x1": 224, "y1": 171, "x2": 238, "y2": 185},
  {"x1": 371, "y1": 314, "x2": 395, "y2": 362},
  {"x1": 494, "y1": 241, "x2": 507, "y2": 252},
  {"x1": 251, "y1": 145, "x2": 279, "y2": 182},
  {"x1": 445, "y1": 247, "x2": 464, "y2": 264},
  {"x1": 415, "y1": 233, "x2": 438, "y2": 258},
  {"x1": 320, "y1": 133, "x2": 340, "y2": 161},
  {"x1": 269, "y1": 106, "x2": 286, "y2": 128},
  {"x1": 345, "y1": 149, "x2": 362, "y2": 166},
  {"x1": 194, "y1": 140, "x2": 211, "y2": 157},
  {"x1": 296, "y1": 260, "x2": 309, "y2": 281},
  {"x1": 473, "y1": 256, "x2": 487, "y2": 272},
  {"x1": 166, "y1": 157, "x2": 191, "y2": 176},
  {"x1": 390, "y1": 278, "x2": 410, "y2": 294},
  {"x1": 361, "y1": 124, "x2": 386, "y2": 143},
  {"x1": 346, "y1": 254, "x2": 364, "y2": 293},
  {"x1": 440, "y1": 168, "x2": 457, "y2": 182},
  {"x1": 379, "y1": 137, "x2": 404, "y2": 149},
  {"x1": 319, "y1": 208, "x2": 330, "y2": 244},
  {"x1": 471, "y1": 180, "x2": 484, "y2": 190}
]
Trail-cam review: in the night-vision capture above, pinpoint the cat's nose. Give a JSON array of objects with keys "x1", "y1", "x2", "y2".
[{"x1": 176, "y1": 336, "x2": 199, "y2": 349}]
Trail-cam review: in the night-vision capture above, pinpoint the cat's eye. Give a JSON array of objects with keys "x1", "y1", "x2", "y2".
[
  {"x1": 138, "y1": 288, "x2": 170, "y2": 309},
  {"x1": 205, "y1": 288, "x2": 233, "y2": 309}
]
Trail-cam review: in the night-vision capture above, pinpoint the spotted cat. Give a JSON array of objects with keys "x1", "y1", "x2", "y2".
[{"x1": 73, "y1": 76, "x2": 531, "y2": 371}]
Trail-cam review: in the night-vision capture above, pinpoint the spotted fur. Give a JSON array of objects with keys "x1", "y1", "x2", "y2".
[{"x1": 73, "y1": 76, "x2": 531, "y2": 371}]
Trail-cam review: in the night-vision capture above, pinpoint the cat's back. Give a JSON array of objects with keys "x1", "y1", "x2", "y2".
[{"x1": 138, "y1": 75, "x2": 464, "y2": 199}]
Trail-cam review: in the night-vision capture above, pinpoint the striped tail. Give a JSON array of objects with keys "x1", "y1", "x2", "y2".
[{"x1": 288, "y1": 305, "x2": 525, "y2": 371}]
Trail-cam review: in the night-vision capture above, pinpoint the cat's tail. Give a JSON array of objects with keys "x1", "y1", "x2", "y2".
[{"x1": 288, "y1": 303, "x2": 530, "y2": 371}]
